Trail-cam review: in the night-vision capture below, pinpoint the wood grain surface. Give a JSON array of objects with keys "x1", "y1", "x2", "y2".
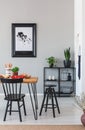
[{"x1": 0, "y1": 125, "x2": 84, "y2": 130}]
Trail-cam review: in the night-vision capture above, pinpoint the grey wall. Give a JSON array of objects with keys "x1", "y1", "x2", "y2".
[{"x1": 0, "y1": 0, "x2": 74, "y2": 94}]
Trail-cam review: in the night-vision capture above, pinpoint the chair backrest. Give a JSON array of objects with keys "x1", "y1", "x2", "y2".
[{"x1": 1, "y1": 78, "x2": 23, "y2": 98}]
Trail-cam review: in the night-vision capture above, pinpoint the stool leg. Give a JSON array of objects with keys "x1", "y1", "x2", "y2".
[
  {"x1": 53, "y1": 88, "x2": 60, "y2": 114},
  {"x1": 51, "y1": 90, "x2": 55, "y2": 118},
  {"x1": 45, "y1": 90, "x2": 49, "y2": 112},
  {"x1": 39, "y1": 92, "x2": 46, "y2": 116}
]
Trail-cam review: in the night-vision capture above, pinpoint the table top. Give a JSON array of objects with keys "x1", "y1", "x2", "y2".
[
  {"x1": 23, "y1": 77, "x2": 38, "y2": 83},
  {"x1": 0, "y1": 77, "x2": 38, "y2": 84}
]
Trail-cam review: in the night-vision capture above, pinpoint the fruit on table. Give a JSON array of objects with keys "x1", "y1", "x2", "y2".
[
  {"x1": 0, "y1": 74, "x2": 10, "y2": 78},
  {"x1": 11, "y1": 74, "x2": 31, "y2": 79},
  {"x1": 0, "y1": 73, "x2": 31, "y2": 79},
  {"x1": 11, "y1": 75, "x2": 25, "y2": 79}
]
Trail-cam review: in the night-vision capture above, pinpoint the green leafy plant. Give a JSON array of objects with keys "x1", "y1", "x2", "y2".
[
  {"x1": 11, "y1": 66, "x2": 19, "y2": 72},
  {"x1": 64, "y1": 47, "x2": 71, "y2": 61},
  {"x1": 46, "y1": 56, "x2": 57, "y2": 67}
]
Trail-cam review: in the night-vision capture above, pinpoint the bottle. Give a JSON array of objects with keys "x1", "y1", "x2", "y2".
[{"x1": 67, "y1": 73, "x2": 71, "y2": 81}]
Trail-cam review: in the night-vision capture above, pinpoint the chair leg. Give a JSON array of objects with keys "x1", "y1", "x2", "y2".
[
  {"x1": 4, "y1": 101, "x2": 9, "y2": 121},
  {"x1": 53, "y1": 88, "x2": 60, "y2": 114},
  {"x1": 17, "y1": 101, "x2": 22, "y2": 122},
  {"x1": 45, "y1": 92, "x2": 49, "y2": 112},
  {"x1": 22, "y1": 98, "x2": 26, "y2": 115},
  {"x1": 39, "y1": 92, "x2": 46, "y2": 116},
  {"x1": 9, "y1": 101, "x2": 12, "y2": 115}
]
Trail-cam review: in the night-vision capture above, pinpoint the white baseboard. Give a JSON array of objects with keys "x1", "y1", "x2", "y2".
[
  {"x1": 0, "y1": 93, "x2": 43, "y2": 96},
  {"x1": 26, "y1": 93, "x2": 43, "y2": 96}
]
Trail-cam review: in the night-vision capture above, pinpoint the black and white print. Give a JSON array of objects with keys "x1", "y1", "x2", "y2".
[
  {"x1": 15, "y1": 27, "x2": 32, "y2": 51},
  {"x1": 12, "y1": 23, "x2": 36, "y2": 57}
]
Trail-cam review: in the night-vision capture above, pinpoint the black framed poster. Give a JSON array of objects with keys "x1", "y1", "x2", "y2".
[{"x1": 12, "y1": 23, "x2": 36, "y2": 57}]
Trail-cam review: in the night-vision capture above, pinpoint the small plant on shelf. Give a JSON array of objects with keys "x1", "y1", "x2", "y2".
[{"x1": 46, "y1": 56, "x2": 57, "y2": 67}]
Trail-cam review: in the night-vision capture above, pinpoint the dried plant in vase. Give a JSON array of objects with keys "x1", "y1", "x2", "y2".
[
  {"x1": 75, "y1": 92, "x2": 85, "y2": 126},
  {"x1": 4, "y1": 63, "x2": 12, "y2": 76}
]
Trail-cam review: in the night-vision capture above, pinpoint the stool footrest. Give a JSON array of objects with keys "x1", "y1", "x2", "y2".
[{"x1": 43, "y1": 104, "x2": 57, "y2": 109}]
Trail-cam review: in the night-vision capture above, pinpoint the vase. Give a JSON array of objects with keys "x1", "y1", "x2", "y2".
[
  {"x1": 12, "y1": 72, "x2": 18, "y2": 76},
  {"x1": 63, "y1": 60, "x2": 71, "y2": 68},
  {"x1": 49, "y1": 64, "x2": 54, "y2": 68},
  {"x1": 81, "y1": 111, "x2": 85, "y2": 126},
  {"x1": 5, "y1": 68, "x2": 11, "y2": 76}
]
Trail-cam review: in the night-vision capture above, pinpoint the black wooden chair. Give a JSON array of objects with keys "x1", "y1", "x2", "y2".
[{"x1": 1, "y1": 78, "x2": 26, "y2": 122}]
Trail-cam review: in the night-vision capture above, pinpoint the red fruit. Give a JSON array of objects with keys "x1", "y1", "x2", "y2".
[{"x1": 11, "y1": 75, "x2": 25, "y2": 79}]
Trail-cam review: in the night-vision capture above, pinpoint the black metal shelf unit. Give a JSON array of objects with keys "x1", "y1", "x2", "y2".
[{"x1": 43, "y1": 67, "x2": 76, "y2": 97}]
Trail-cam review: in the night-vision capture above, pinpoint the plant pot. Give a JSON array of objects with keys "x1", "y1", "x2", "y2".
[
  {"x1": 63, "y1": 60, "x2": 71, "y2": 68},
  {"x1": 12, "y1": 72, "x2": 18, "y2": 76},
  {"x1": 49, "y1": 64, "x2": 54, "y2": 68}
]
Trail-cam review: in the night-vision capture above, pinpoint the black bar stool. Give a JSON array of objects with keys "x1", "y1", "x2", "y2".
[{"x1": 39, "y1": 85, "x2": 60, "y2": 117}]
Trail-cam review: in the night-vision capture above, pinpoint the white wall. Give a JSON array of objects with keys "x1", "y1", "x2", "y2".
[
  {"x1": 74, "y1": 0, "x2": 85, "y2": 95},
  {"x1": 82, "y1": 0, "x2": 85, "y2": 92},
  {"x1": 0, "y1": 0, "x2": 74, "y2": 93},
  {"x1": 74, "y1": 0, "x2": 82, "y2": 95}
]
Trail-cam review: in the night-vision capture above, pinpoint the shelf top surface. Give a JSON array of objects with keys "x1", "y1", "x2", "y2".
[{"x1": 44, "y1": 67, "x2": 75, "y2": 69}]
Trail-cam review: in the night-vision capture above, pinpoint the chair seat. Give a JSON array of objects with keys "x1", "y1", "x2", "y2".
[{"x1": 5, "y1": 94, "x2": 25, "y2": 101}]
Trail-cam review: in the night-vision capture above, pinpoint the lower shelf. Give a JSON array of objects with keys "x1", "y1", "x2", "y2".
[
  {"x1": 55, "y1": 91, "x2": 75, "y2": 97},
  {"x1": 60, "y1": 91, "x2": 73, "y2": 94}
]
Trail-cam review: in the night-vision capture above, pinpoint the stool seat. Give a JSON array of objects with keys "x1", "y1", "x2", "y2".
[{"x1": 39, "y1": 86, "x2": 60, "y2": 117}]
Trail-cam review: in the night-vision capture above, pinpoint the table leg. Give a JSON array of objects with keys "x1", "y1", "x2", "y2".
[
  {"x1": 31, "y1": 83, "x2": 38, "y2": 109},
  {"x1": 28, "y1": 83, "x2": 38, "y2": 120}
]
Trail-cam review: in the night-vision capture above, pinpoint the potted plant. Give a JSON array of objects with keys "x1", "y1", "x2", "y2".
[
  {"x1": 11, "y1": 66, "x2": 19, "y2": 75},
  {"x1": 64, "y1": 47, "x2": 71, "y2": 68},
  {"x1": 46, "y1": 56, "x2": 57, "y2": 67}
]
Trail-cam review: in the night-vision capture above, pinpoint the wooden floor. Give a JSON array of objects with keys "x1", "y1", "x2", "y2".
[
  {"x1": 0, "y1": 125, "x2": 84, "y2": 130},
  {"x1": 0, "y1": 95, "x2": 82, "y2": 124}
]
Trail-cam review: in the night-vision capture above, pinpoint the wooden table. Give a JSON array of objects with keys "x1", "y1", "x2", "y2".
[
  {"x1": 23, "y1": 77, "x2": 38, "y2": 120},
  {"x1": 23, "y1": 77, "x2": 38, "y2": 83}
]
